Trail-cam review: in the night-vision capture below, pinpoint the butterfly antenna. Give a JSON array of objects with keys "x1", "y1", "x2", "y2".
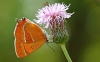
[{"x1": 46, "y1": 42, "x2": 55, "y2": 52}]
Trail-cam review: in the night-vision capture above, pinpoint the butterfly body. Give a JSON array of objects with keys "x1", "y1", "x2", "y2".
[{"x1": 14, "y1": 18, "x2": 47, "y2": 58}]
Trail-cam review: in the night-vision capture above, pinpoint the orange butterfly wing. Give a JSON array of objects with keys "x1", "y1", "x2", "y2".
[{"x1": 14, "y1": 18, "x2": 47, "y2": 58}]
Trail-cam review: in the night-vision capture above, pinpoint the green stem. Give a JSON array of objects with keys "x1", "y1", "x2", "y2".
[{"x1": 59, "y1": 43, "x2": 72, "y2": 62}]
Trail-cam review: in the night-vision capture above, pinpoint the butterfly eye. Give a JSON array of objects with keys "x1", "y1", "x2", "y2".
[{"x1": 22, "y1": 17, "x2": 26, "y2": 20}]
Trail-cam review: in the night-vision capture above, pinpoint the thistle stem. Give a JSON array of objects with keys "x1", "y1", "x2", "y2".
[{"x1": 59, "y1": 43, "x2": 72, "y2": 62}]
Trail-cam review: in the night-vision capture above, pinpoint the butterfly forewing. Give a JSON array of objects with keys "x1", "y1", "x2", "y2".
[{"x1": 14, "y1": 18, "x2": 47, "y2": 58}]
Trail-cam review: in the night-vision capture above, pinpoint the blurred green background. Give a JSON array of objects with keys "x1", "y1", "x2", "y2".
[{"x1": 0, "y1": 0, "x2": 100, "y2": 62}]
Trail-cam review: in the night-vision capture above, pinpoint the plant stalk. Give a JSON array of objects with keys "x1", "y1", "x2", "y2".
[{"x1": 60, "y1": 43, "x2": 72, "y2": 62}]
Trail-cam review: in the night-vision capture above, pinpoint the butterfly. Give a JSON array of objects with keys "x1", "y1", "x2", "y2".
[{"x1": 14, "y1": 18, "x2": 47, "y2": 58}]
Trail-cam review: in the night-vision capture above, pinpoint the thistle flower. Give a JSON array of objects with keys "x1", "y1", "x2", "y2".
[
  {"x1": 36, "y1": 3, "x2": 74, "y2": 62},
  {"x1": 36, "y1": 3, "x2": 73, "y2": 43}
]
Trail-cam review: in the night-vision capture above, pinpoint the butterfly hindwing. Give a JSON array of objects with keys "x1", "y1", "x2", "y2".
[{"x1": 14, "y1": 19, "x2": 27, "y2": 58}]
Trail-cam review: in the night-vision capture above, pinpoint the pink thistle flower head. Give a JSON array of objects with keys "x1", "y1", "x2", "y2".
[
  {"x1": 36, "y1": 3, "x2": 74, "y2": 43},
  {"x1": 36, "y1": 3, "x2": 73, "y2": 28}
]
